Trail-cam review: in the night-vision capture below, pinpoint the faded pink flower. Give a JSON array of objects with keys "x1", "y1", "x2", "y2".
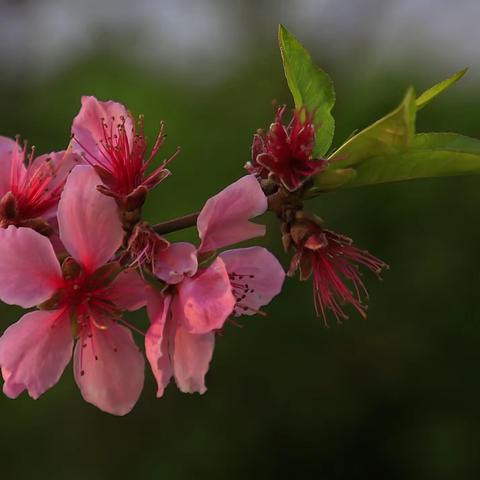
[
  {"x1": 145, "y1": 175, "x2": 285, "y2": 396},
  {"x1": 145, "y1": 258, "x2": 235, "y2": 396},
  {"x1": 0, "y1": 136, "x2": 78, "y2": 230},
  {"x1": 0, "y1": 165, "x2": 147, "y2": 415},
  {"x1": 146, "y1": 247, "x2": 284, "y2": 397},
  {"x1": 289, "y1": 225, "x2": 387, "y2": 323},
  {"x1": 247, "y1": 106, "x2": 328, "y2": 192},
  {"x1": 71, "y1": 96, "x2": 177, "y2": 207}
]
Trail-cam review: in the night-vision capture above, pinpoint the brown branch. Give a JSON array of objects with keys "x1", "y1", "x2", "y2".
[{"x1": 152, "y1": 212, "x2": 200, "y2": 235}]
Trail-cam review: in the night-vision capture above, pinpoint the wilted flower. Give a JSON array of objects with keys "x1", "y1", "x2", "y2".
[
  {"x1": 288, "y1": 218, "x2": 387, "y2": 323},
  {"x1": 247, "y1": 106, "x2": 328, "y2": 192}
]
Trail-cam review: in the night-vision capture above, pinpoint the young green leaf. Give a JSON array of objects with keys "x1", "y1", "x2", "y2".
[
  {"x1": 416, "y1": 68, "x2": 467, "y2": 111},
  {"x1": 326, "y1": 87, "x2": 417, "y2": 169},
  {"x1": 307, "y1": 168, "x2": 357, "y2": 194},
  {"x1": 332, "y1": 132, "x2": 480, "y2": 189},
  {"x1": 278, "y1": 24, "x2": 335, "y2": 156}
]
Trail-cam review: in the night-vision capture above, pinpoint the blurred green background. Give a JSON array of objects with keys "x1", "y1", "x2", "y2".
[{"x1": 1, "y1": 1, "x2": 480, "y2": 479}]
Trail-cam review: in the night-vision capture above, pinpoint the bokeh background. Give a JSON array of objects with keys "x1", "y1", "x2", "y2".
[{"x1": 1, "y1": 0, "x2": 480, "y2": 478}]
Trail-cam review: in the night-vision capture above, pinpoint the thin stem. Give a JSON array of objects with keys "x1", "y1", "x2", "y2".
[{"x1": 152, "y1": 212, "x2": 200, "y2": 235}]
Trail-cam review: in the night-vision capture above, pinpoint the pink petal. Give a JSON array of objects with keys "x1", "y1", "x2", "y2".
[
  {"x1": 0, "y1": 226, "x2": 62, "y2": 308},
  {"x1": 31, "y1": 149, "x2": 80, "y2": 191},
  {"x1": 106, "y1": 269, "x2": 147, "y2": 311},
  {"x1": 177, "y1": 257, "x2": 235, "y2": 334},
  {"x1": 1, "y1": 368, "x2": 24, "y2": 398},
  {"x1": 71, "y1": 96, "x2": 133, "y2": 161},
  {"x1": 197, "y1": 175, "x2": 267, "y2": 252},
  {"x1": 57, "y1": 165, "x2": 124, "y2": 273},
  {"x1": 29, "y1": 149, "x2": 82, "y2": 219},
  {"x1": 0, "y1": 309, "x2": 73, "y2": 399},
  {"x1": 171, "y1": 319, "x2": 215, "y2": 395},
  {"x1": 0, "y1": 136, "x2": 21, "y2": 197},
  {"x1": 154, "y1": 242, "x2": 198, "y2": 284},
  {"x1": 145, "y1": 288, "x2": 173, "y2": 397},
  {"x1": 220, "y1": 247, "x2": 285, "y2": 316},
  {"x1": 74, "y1": 321, "x2": 144, "y2": 416}
]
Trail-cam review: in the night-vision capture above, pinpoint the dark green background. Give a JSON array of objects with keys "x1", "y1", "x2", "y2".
[{"x1": 1, "y1": 27, "x2": 479, "y2": 480}]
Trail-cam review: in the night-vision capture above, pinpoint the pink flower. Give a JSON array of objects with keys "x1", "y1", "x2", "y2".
[
  {"x1": 71, "y1": 96, "x2": 177, "y2": 207},
  {"x1": 289, "y1": 225, "x2": 387, "y2": 323},
  {"x1": 0, "y1": 165, "x2": 147, "y2": 415},
  {"x1": 0, "y1": 136, "x2": 78, "y2": 230},
  {"x1": 146, "y1": 248, "x2": 284, "y2": 396},
  {"x1": 247, "y1": 106, "x2": 328, "y2": 192},
  {"x1": 145, "y1": 174, "x2": 285, "y2": 396},
  {"x1": 146, "y1": 257, "x2": 235, "y2": 396}
]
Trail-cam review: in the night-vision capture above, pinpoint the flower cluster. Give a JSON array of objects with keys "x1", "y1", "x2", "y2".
[
  {"x1": 0, "y1": 96, "x2": 285, "y2": 415},
  {"x1": 0, "y1": 97, "x2": 385, "y2": 415}
]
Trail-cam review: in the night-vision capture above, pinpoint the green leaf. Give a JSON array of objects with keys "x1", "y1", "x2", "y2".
[
  {"x1": 416, "y1": 68, "x2": 467, "y2": 111},
  {"x1": 326, "y1": 87, "x2": 416, "y2": 170},
  {"x1": 334, "y1": 132, "x2": 480, "y2": 188},
  {"x1": 308, "y1": 69, "x2": 470, "y2": 194},
  {"x1": 278, "y1": 24, "x2": 335, "y2": 156},
  {"x1": 307, "y1": 168, "x2": 357, "y2": 195}
]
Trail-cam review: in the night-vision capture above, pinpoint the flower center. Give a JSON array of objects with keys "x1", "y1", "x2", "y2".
[
  {"x1": 40, "y1": 261, "x2": 122, "y2": 336},
  {"x1": 62, "y1": 273, "x2": 118, "y2": 328},
  {"x1": 1, "y1": 142, "x2": 70, "y2": 225},
  {"x1": 74, "y1": 115, "x2": 175, "y2": 197}
]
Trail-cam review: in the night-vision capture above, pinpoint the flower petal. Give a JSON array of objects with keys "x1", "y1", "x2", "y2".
[
  {"x1": 220, "y1": 247, "x2": 285, "y2": 316},
  {"x1": 106, "y1": 269, "x2": 147, "y2": 311},
  {"x1": 31, "y1": 149, "x2": 80, "y2": 191},
  {"x1": 154, "y1": 242, "x2": 198, "y2": 284},
  {"x1": 171, "y1": 321, "x2": 215, "y2": 395},
  {"x1": 145, "y1": 288, "x2": 173, "y2": 397},
  {"x1": 0, "y1": 226, "x2": 62, "y2": 307},
  {"x1": 1, "y1": 368, "x2": 24, "y2": 398},
  {"x1": 0, "y1": 136, "x2": 21, "y2": 198},
  {"x1": 197, "y1": 175, "x2": 267, "y2": 252},
  {"x1": 74, "y1": 321, "x2": 144, "y2": 416},
  {"x1": 28, "y1": 149, "x2": 82, "y2": 219},
  {"x1": 57, "y1": 165, "x2": 124, "y2": 273},
  {"x1": 177, "y1": 257, "x2": 235, "y2": 334},
  {"x1": 71, "y1": 96, "x2": 133, "y2": 161},
  {"x1": 0, "y1": 310, "x2": 73, "y2": 399}
]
